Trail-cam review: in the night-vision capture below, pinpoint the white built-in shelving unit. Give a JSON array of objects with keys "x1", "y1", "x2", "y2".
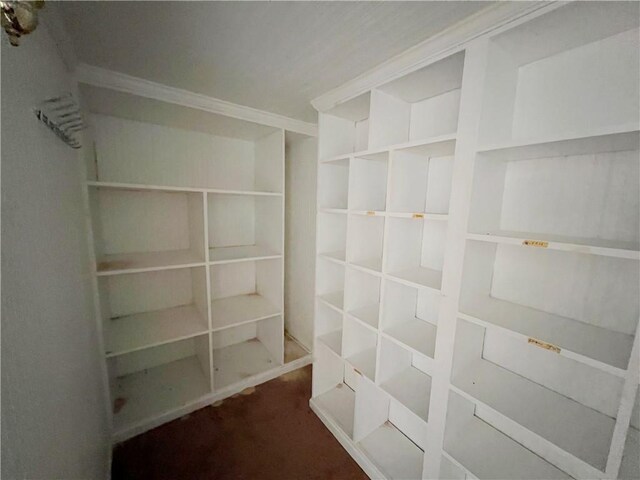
[
  {"x1": 82, "y1": 93, "x2": 311, "y2": 441},
  {"x1": 311, "y1": 2, "x2": 640, "y2": 479}
]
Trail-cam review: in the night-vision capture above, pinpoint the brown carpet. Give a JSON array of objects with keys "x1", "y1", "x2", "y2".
[{"x1": 112, "y1": 365, "x2": 368, "y2": 480}]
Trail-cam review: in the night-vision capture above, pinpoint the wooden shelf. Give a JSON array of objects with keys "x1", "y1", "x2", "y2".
[
  {"x1": 388, "y1": 267, "x2": 442, "y2": 291},
  {"x1": 346, "y1": 347, "x2": 376, "y2": 381},
  {"x1": 209, "y1": 245, "x2": 281, "y2": 264},
  {"x1": 211, "y1": 293, "x2": 280, "y2": 331},
  {"x1": 318, "y1": 291, "x2": 344, "y2": 312},
  {"x1": 112, "y1": 355, "x2": 210, "y2": 431},
  {"x1": 318, "y1": 330, "x2": 343, "y2": 357},
  {"x1": 468, "y1": 231, "x2": 639, "y2": 260},
  {"x1": 350, "y1": 257, "x2": 382, "y2": 273},
  {"x1": 314, "y1": 384, "x2": 355, "y2": 437},
  {"x1": 384, "y1": 318, "x2": 437, "y2": 359},
  {"x1": 96, "y1": 249, "x2": 204, "y2": 275},
  {"x1": 358, "y1": 422, "x2": 424, "y2": 480},
  {"x1": 319, "y1": 250, "x2": 346, "y2": 264},
  {"x1": 105, "y1": 304, "x2": 208, "y2": 357},
  {"x1": 87, "y1": 180, "x2": 282, "y2": 196},
  {"x1": 347, "y1": 304, "x2": 379, "y2": 330},
  {"x1": 381, "y1": 366, "x2": 432, "y2": 422},
  {"x1": 213, "y1": 338, "x2": 280, "y2": 391},
  {"x1": 460, "y1": 294, "x2": 633, "y2": 372}
]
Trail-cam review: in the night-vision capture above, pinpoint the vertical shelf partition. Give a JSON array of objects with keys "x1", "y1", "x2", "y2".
[{"x1": 311, "y1": 2, "x2": 640, "y2": 479}]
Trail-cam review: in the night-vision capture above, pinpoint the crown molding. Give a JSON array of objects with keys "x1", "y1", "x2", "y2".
[
  {"x1": 311, "y1": 1, "x2": 563, "y2": 113},
  {"x1": 75, "y1": 64, "x2": 318, "y2": 137}
]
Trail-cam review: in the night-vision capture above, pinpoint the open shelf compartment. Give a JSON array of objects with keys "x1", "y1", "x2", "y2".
[
  {"x1": 620, "y1": 390, "x2": 640, "y2": 480},
  {"x1": 316, "y1": 300, "x2": 344, "y2": 358},
  {"x1": 108, "y1": 334, "x2": 211, "y2": 431},
  {"x1": 385, "y1": 216, "x2": 446, "y2": 291},
  {"x1": 348, "y1": 152, "x2": 389, "y2": 212},
  {"x1": 318, "y1": 160, "x2": 350, "y2": 210},
  {"x1": 318, "y1": 92, "x2": 370, "y2": 160},
  {"x1": 89, "y1": 186, "x2": 205, "y2": 274},
  {"x1": 100, "y1": 267, "x2": 209, "y2": 357},
  {"x1": 317, "y1": 211, "x2": 347, "y2": 263},
  {"x1": 347, "y1": 214, "x2": 384, "y2": 273},
  {"x1": 344, "y1": 267, "x2": 380, "y2": 329},
  {"x1": 210, "y1": 258, "x2": 281, "y2": 331},
  {"x1": 342, "y1": 316, "x2": 377, "y2": 382},
  {"x1": 212, "y1": 315, "x2": 283, "y2": 391},
  {"x1": 316, "y1": 256, "x2": 345, "y2": 312},
  {"x1": 368, "y1": 52, "x2": 464, "y2": 150}
]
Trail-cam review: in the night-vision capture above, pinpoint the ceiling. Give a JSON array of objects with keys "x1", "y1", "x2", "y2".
[{"x1": 58, "y1": 2, "x2": 490, "y2": 123}]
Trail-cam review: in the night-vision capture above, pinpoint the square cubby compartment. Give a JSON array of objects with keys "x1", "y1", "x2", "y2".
[
  {"x1": 317, "y1": 211, "x2": 347, "y2": 263},
  {"x1": 208, "y1": 193, "x2": 282, "y2": 263},
  {"x1": 348, "y1": 152, "x2": 389, "y2": 212},
  {"x1": 315, "y1": 300, "x2": 343, "y2": 358},
  {"x1": 388, "y1": 143, "x2": 455, "y2": 215},
  {"x1": 212, "y1": 315, "x2": 283, "y2": 391},
  {"x1": 316, "y1": 256, "x2": 345, "y2": 311},
  {"x1": 342, "y1": 316, "x2": 377, "y2": 382},
  {"x1": 344, "y1": 267, "x2": 380, "y2": 329},
  {"x1": 100, "y1": 267, "x2": 209, "y2": 357},
  {"x1": 318, "y1": 160, "x2": 349, "y2": 210},
  {"x1": 210, "y1": 259, "x2": 282, "y2": 331},
  {"x1": 347, "y1": 214, "x2": 384, "y2": 273},
  {"x1": 381, "y1": 279, "x2": 439, "y2": 359},
  {"x1": 386, "y1": 216, "x2": 447, "y2": 291},
  {"x1": 89, "y1": 186, "x2": 205, "y2": 273},
  {"x1": 318, "y1": 92, "x2": 370, "y2": 160}
]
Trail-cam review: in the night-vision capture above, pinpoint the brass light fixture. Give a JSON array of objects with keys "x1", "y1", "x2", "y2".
[{"x1": 1, "y1": 0, "x2": 44, "y2": 46}]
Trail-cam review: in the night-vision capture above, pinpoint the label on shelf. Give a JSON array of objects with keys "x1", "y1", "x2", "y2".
[
  {"x1": 412, "y1": 213, "x2": 425, "y2": 219},
  {"x1": 522, "y1": 240, "x2": 549, "y2": 248},
  {"x1": 367, "y1": 211, "x2": 376, "y2": 216},
  {"x1": 527, "y1": 337, "x2": 561, "y2": 354}
]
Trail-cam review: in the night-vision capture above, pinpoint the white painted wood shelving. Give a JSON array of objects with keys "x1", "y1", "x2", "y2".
[
  {"x1": 311, "y1": 3, "x2": 640, "y2": 479},
  {"x1": 83, "y1": 101, "x2": 310, "y2": 441}
]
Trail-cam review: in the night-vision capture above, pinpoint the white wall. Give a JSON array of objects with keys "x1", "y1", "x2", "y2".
[
  {"x1": 1, "y1": 23, "x2": 109, "y2": 480},
  {"x1": 284, "y1": 134, "x2": 317, "y2": 350}
]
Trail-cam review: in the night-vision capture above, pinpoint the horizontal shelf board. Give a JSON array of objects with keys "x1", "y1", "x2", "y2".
[
  {"x1": 358, "y1": 422, "x2": 424, "y2": 480},
  {"x1": 381, "y1": 366, "x2": 432, "y2": 422},
  {"x1": 477, "y1": 126, "x2": 639, "y2": 161},
  {"x1": 387, "y1": 266, "x2": 442, "y2": 292},
  {"x1": 211, "y1": 294, "x2": 280, "y2": 331},
  {"x1": 317, "y1": 208, "x2": 348, "y2": 215},
  {"x1": 105, "y1": 305, "x2": 208, "y2": 357},
  {"x1": 383, "y1": 318, "x2": 437, "y2": 359},
  {"x1": 350, "y1": 210, "x2": 385, "y2": 217},
  {"x1": 318, "y1": 291, "x2": 344, "y2": 312},
  {"x1": 445, "y1": 410, "x2": 571, "y2": 479},
  {"x1": 314, "y1": 384, "x2": 355, "y2": 438},
  {"x1": 113, "y1": 356, "x2": 210, "y2": 431},
  {"x1": 346, "y1": 347, "x2": 376, "y2": 381},
  {"x1": 213, "y1": 338, "x2": 280, "y2": 390},
  {"x1": 459, "y1": 294, "x2": 633, "y2": 372},
  {"x1": 387, "y1": 212, "x2": 449, "y2": 221},
  {"x1": 452, "y1": 360, "x2": 616, "y2": 471},
  {"x1": 347, "y1": 304, "x2": 380, "y2": 330},
  {"x1": 467, "y1": 231, "x2": 640, "y2": 260},
  {"x1": 318, "y1": 250, "x2": 346, "y2": 264},
  {"x1": 96, "y1": 250, "x2": 205, "y2": 276},
  {"x1": 87, "y1": 180, "x2": 283, "y2": 196},
  {"x1": 321, "y1": 155, "x2": 350, "y2": 165},
  {"x1": 318, "y1": 330, "x2": 343, "y2": 357},
  {"x1": 209, "y1": 245, "x2": 281, "y2": 264},
  {"x1": 350, "y1": 256, "x2": 383, "y2": 274}
]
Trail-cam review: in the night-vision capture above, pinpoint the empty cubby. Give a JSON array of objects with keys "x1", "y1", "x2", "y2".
[
  {"x1": 315, "y1": 300, "x2": 344, "y2": 358},
  {"x1": 348, "y1": 152, "x2": 389, "y2": 212},
  {"x1": 318, "y1": 160, "x2": 350, "y2": 210},
  {"x1": 316, "y1": 256, "x2": 345, "y2": 311},
  {"x1": 368, "y1": 52, "x2": 464, "y2": 150},
  {"x1": 347, "y1": 214, "x2": 385, "y2": 273},
  {"x1": 318, "y1": 92, "x2": 370, "y2": 160},
  {"x1": 620, "y1": 391, "x2": 639, "y2": 480},
  {"x1": 89, "y1": 186, "x2": 206, "y2": 273},
  {"x1": 344, "y1": 267, "x2": 381, "y2": 329},
  {"x1": 342, "y1": 316, "x2": 377, "y2": 382},
  {"x1": 316, "y1": 211, "x2": 347, "y2": 263}
]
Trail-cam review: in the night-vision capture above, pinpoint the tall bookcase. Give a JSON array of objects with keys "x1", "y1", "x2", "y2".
[
  {"x1": 82, "y1": 92, "x2": 310, "y2": 441},
  {"x1": 311, "y1": 2, "x2": 640, "y2": 479}
]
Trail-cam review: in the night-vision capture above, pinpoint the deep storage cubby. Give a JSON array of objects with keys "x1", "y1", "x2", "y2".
[
  {"x1": 469, "y1": 135, "x2": 640, "y2": 254},
  {"x1": 342, "y1": 316, "x2": 377, "y2": 381},
  {"x1": 209, "y1": 259, "x2": 281, "y2": 331},
  {"x1": 100, "y1": 267, "x2": 208, "y2": 357},
  {"x1": 388, "y1": 141, "x2": 455, "y2": 215},
  {"x1": 381, "y1": 279, "x2": 438, "y2": 359},
  {"x1": 378, "y1": 337, "x2": 432, "y2": 423},
  {"x1": 316, "y1": 211, "x2": 347, "y2": 263},
  {"x1": 354, "y1": 377, "x2": 426, "y2": 480},
  {"x1": 89, "y1": 186, "x2": 205, "y2": 273},
  {"x1": 90, "y1": 114, "x2": 284, "y2": 193},
  {"x1": 478, "y1": 2, "x2": 639, "y2": 147},
  {"x1": 108, "y1": 334, "x2": 211, "y2": 430},
  {"x1": 385, "y1": 216, "x2": 447, "y2": 290},
  {"x1": 315, "y1": 300, "x2": 343, "y2": 358},
  {"x1": 318, "y1": 160, "x2": 350, "y2": 210},
  {"x1": 620, "y1": 391, "x2": 639, "y2": 480},
  {"x1": 348, "y1": 152, "x2": 388, "y2": 212},
  {"x1": 451, "y1": 318, "x2": 624, "y2": 475},
  {"x1": 347, "y1": 214, "x2": 385, "y2": 273},
  {"x1": 316, "y1": 256, "x2": 345, "y2": 312},
  {"x1": 208, "y1": 193, "x2": 283, "y2": 263},
  {"x1": 368, "y1": 52, "x2": 464, "y2": 150},
  {"x1": 460, "y1": 240, "x2": 639, "y2": 371},
  {"x1": 344, "y1": 267, "x2": 380, "y2": 329},
  {"x1": 318, "y1": 93, "x2": 370, "y2": 160},
  {"x1": 211, "y1": 315, "x2": 283, "y2": 391}
]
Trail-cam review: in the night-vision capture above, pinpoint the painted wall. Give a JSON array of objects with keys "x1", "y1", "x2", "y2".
[
  {"x1": 1, "y1": 23, "x2": 109, "y2": 479},
  {"x1": 284, "y1": 134, "x2": 317, "y2": 350}
]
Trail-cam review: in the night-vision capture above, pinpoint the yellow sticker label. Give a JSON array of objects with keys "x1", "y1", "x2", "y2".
[
  {"x1": 523, "y1": 240, "x2": 549, "y2": 248},
  {"x1": 528, "y1": 337, "x2": 561, "y2": 354},
  {"x1": 366, "y1": 211, "x2": 375, "y2": 216},
  {"x1": 412, "y1": 213, "x2": 425, "y2": 219},
  {"x1": 353, "y1": 368, "x2": 362, "y2": 376}
]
